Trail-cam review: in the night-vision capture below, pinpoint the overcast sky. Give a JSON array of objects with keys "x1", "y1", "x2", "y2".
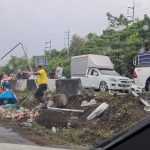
[{"x1": 0, "y1": 0, "x2": 150, "y2": 61}]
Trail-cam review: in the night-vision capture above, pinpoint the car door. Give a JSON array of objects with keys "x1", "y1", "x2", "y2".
[{"x1": 87, "y1": 68, "x2": 100, "y2": 89}]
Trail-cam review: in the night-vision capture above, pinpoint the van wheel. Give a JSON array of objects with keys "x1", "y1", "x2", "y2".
[{"x1": 99, "y1": 81, "x2": 108, "y2": 92}]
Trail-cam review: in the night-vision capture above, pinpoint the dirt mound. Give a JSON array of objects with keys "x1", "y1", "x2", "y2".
[
  {"x1": 37, "y1": 93, "x2": 149, "y2": 143},
  {"x1": 14, "y1": 91, "x2": 150, "y2": 145}
]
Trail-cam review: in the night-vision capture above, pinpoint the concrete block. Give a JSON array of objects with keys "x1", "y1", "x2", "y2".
[
  {"x1": 27, "y1": 80, "x2": 37, "y2": 90},
  {"x1": 48, "y1": 79, "x2": 56, "y2": 92},
  {"x1": 15, "y1": 80, "x2": 27, "y2": 91},
  {"x1": 56, "y1": 79, "x2": 82, "y2": 97},
  {"x1": 87, "y1": 103, "x2": 109, "y2": 120}
]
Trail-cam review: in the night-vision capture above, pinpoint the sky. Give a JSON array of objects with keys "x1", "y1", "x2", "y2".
[{"x1": 0, "y1": 0, "x2": 150, "y2": 63}]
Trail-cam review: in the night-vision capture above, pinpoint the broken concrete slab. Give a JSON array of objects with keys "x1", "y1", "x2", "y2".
[{"x1": 87, "y1": 103, "x2": 109, "y2": 120}]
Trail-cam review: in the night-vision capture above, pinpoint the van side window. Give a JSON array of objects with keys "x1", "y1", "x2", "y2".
[{"x1": 90, "y1": 69, "x2": 98, "y2": 76}]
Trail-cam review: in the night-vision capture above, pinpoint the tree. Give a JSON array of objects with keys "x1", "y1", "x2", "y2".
[
  {"x1": 106, "y1": 12, "x2": 129, "y2": 28},
  {"x1": 69, "y1": 34, "x2": 85, "y2": 56},
  {"x1": 1, "y1": 56, "x2": 30, "y2": 74}
]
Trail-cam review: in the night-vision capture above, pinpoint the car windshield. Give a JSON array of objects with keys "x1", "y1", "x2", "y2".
[{"x1": 99, "y1": 69, "x2": 120, "y2": 76}]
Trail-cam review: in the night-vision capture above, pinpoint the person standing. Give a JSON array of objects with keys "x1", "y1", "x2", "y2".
[
  {"x1": 34, "y1": 65, "x2": 48, "y2": 102},
  {"x1": 1, "y1": 74, "x2": 13, "y2": 90},
  {"x1": 55, "y1": 63, "x2": 63, "y2": 79}
]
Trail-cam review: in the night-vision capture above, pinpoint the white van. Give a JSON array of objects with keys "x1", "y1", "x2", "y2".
[{"x1": 71, "y1": 54, "x2": 131, "y2": 91}]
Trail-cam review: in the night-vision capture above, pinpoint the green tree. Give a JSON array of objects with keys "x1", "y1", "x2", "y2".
[{"x1": 69, "y1": 34, "x2": 85, "y2": 56}]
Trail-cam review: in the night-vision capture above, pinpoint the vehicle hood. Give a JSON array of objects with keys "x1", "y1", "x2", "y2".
[{"x1": 103, "y1": 75, "x2": 130, "y2": 81}]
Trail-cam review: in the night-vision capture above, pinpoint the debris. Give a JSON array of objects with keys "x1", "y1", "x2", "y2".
[
  {"x1": 81, "y1": 99, "x2": 97, "y2": 107},
  {"x1": 144, "y1": 106, "x2": 150, "y2": 112},
  {"x1": 81, "y1": 88, "x2": 95, "y2": 100},
  {"x1": 131, "y1": 91, "x2": 139, "y2": 97},
  {"x1": 47, "y1": 100, "x2": 54, "y2": 107},
  {"x1": 47, "y1": 107, "x2": 84, "y2": 113},
  {"x1": 21, "y1": 121, "x2": 32, "y2": 128},
  {"x1": 131, "y1": 84, "x2": 143, "y2": 94},
  {"x1": 2, "y1": 104, "x2": 17, "y2": 110},
  {"x1": 131, "y1": 91, "x2": 150, "y2": 111},
  {"x1": 53, "y1": 94, "x2": 68, "y2": 108},
  {"x1": 0, "y1": 106, "x2": 39, "y2": 123},
  {"x1": 0, "y1": 87, "x2": 148, "y2": 146},
  {"x1": 51, "y1": 126, "x2": 57, "y2": 133},
  {"x1": 87, "y1": 102, "x2": 109, "y2": 120},
  {"x1": 81, "y1": 100, "x2": 88, "y2": 107},
  {"x1": 0, "y1": 90, "x2": 17, "y2": 104}
]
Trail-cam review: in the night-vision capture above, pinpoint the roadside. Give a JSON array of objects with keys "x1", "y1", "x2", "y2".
[{"x1": 0, "y1": 90, "x2": 149, "y2": 149}]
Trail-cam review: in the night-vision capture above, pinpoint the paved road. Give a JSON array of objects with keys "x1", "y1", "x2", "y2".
[
  {"x1": 0, "y1": 143, "x2": 68, "y2": 150},
  {"x1": 0, "y1": 126, "x2": 69, "y2": 150},
  {"x1": 0, "y1": 126, "x2": 34, "y2": 145}
]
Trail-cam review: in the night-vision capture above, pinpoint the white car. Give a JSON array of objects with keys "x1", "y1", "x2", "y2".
[{"x1": 77, "y1": 68, "x2": 131, "y2": 92}]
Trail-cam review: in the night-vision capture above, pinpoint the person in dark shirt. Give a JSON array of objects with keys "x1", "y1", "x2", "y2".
[
  {"x1": 139, "y1": 40, "x2": 150, "y2": 53},
  {"x1": 144, "y1": 40, "x2": 150, "y2": 52}
]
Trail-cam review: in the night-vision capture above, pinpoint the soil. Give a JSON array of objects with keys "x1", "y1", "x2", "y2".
[
  {"x1": 2, "y1": 91, "x2": 149, "y2": 148},
  {"x1": 36, "y1": 92, "x2": 150, "y2": 146}
]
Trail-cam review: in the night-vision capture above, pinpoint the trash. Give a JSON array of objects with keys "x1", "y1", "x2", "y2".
[
  {"x1": 2, "y1": 104, "x2": 17, "y2": 110},
  {"x1": 47, "y1": 100, "x2": 54, "y2": 107},
  {"x1": 81, "y1": 100, "x2": 88, "y2": 107},
  {"x1": 87, "y1": 103, "x2": 109, "y2": 120},
  {"x1": 21, "y1": 122, "x2": 32, "y2": 128},
  {"x1": 51, "y1": 126, "x2": 57, "y2": 133},
  {"x1": 0, "y1": 90, "x2": 17, "y2": 104},
  {"x1": 81, "y1": 99, "x2": 97, "y2": 107},
  {"x1": 131, "y1": 84, "x2": 143, "y2": 94}
]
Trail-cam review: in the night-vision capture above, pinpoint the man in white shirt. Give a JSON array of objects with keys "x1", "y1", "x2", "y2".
[{"x1": 55, "y1": 63, "x2": 63, "y2": 79}]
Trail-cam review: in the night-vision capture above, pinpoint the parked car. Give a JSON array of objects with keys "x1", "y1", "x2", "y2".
[{"x1": 71, "y1": 54, "x2": 131, "y2": 92}]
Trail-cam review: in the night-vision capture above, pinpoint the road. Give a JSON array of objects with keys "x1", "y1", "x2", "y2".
[
  {"x1": 0, "y1": 126, "x2": 33, "y2": 145},
  {"x1": 0, "y1": 126, "x2": 68, "y2": 150}
]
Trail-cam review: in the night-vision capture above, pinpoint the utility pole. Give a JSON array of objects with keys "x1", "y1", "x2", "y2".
[
  {"x1": 64, "y1": 30, "x2": 71, "y2": 56},
  {"x1": 45, "y1": 40, "x2": 52, "y2": 51},
  {"x1": 127, "y1": 1, "x2": 135, "y2": 22}
]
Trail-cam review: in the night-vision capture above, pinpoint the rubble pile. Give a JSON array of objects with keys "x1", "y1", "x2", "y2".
[
  {"x1": 0, "y1": 105, "x2": 39, "y2": 126},
  {"x1": 37, "y1": 91, "x2": 149, "y2": 140},
  {"x1": 0, "y1": 89, "x2": 149, "y2": 145}
]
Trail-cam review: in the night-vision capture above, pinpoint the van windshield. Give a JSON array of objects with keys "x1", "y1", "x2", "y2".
[{"x1": 99, "y1": 69, "x2": 120, "y2": 76}]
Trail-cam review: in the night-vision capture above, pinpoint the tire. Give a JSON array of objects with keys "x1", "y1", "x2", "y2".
[{"x1": 99, "y1": 81, "x2": 108, "y2": 92}]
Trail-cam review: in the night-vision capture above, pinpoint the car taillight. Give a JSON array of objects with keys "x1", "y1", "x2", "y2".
[{"x1": 133, "y1": 70, "x2": 137, "y2": 78}]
